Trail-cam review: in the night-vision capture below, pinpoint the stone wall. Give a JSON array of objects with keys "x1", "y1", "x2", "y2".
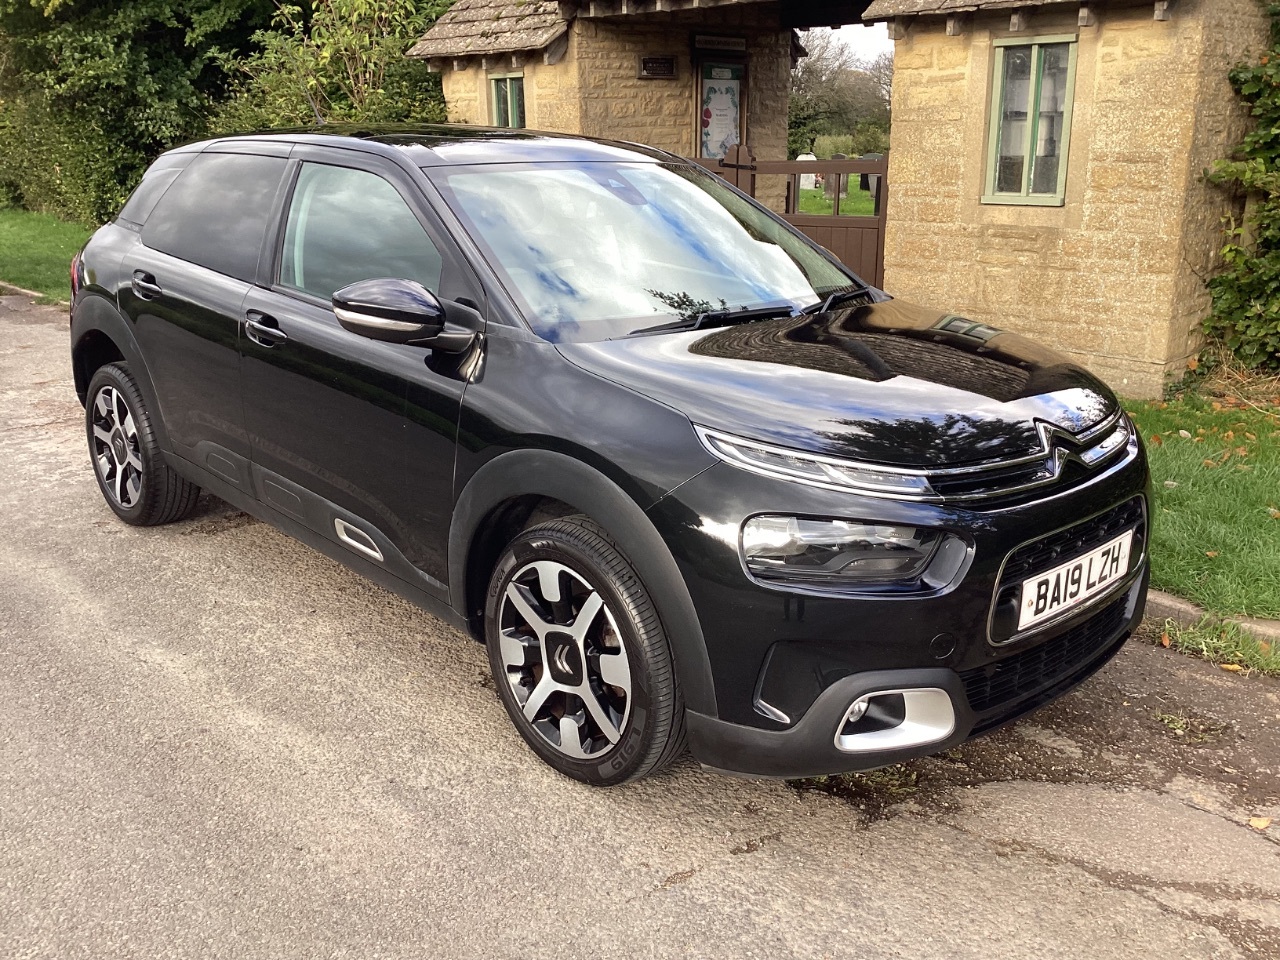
[
  {"x1": 437, "y1": 9, "x2": 792, "y2": 209},
  {"x1": 882, "y1": 0, "x2": 1268, "y2": 398}
]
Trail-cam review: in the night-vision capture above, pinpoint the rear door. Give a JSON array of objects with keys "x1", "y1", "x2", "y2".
[
  {"x1": 121, "y1": 148, "x2": 290, "y2": 494},
  {"x1": 239, "y1": 149, "x2": 481, "y2": 594}
]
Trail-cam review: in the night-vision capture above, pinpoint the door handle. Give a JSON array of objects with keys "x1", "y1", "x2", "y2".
[
  {"x1": 131, "y1": 270, "x2": 162, "y2": 300},
  {"x1": 244, "y1": 311, "x2": 289, "y2": 346}
]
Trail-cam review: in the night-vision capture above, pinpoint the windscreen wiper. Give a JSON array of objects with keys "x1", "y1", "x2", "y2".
[
  {"x1": 627, "y1": 304, "x2": 797, "y2": 337},
  {"x1": 800, "y1": 284, "x2": 872, "y2": 316}
]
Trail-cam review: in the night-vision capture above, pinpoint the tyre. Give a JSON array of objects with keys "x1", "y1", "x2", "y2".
[
  {"x1": 86, "y1": 362, "x2": 201, "y2": 526},
  {"x1": 484, "y1": 516, "x2": 686, "y2": 786}
]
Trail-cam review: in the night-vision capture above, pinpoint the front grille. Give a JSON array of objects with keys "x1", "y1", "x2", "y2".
[
  {"x1": 1000, "y1": 497, "x2": 1146, "y2": 586},
  {"x1": 962, "y1": 594, "x2": 1129, "y2": 714}
]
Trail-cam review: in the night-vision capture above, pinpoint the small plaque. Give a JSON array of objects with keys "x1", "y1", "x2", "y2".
[
  {"x1": 694, "y1": 35, "x2": 748, "y2": 53},
  {"x1": 638, "y1": 55, "x2": 677, "y2": 79}
]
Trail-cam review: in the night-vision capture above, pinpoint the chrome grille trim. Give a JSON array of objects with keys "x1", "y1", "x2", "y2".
[{"x1": 698, "y1": 410, "x2": 1131, "y2": 504}]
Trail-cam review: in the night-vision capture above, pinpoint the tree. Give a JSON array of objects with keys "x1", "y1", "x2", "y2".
[
  {"x1": 213, "y1": 0, "x2": 454, "y2": 132},
  {"x1": 0, "y1": 0, "x2": 275, "y2": 221},
  {"x1": 788, "y1": 30, "x2": 893, "y2": 158}
]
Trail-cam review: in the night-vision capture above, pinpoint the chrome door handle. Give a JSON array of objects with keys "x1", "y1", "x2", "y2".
[
  {"x1": 131, "y1": 270, "x2": 162, "y2": 300},
  {"x1": 244, "y1": 311, "x2": 289, "y2": 346}
]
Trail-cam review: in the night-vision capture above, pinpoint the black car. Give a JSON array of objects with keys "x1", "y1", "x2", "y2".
[{"x1": 70, "y1": 126, "x2": 1150, "y2": 786}]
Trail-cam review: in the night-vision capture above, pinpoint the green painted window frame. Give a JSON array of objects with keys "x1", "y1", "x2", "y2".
[
  {"x1": 491, "y1": 74, "x2": 526, "y2": 129},
  {"x1": 982, "y1": 35, "x2": 1078, "y2": 207}
]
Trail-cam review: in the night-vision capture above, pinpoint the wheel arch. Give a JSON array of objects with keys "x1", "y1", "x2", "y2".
[
  {"x1": 71, "y1": 295, "x2": 172, "y2": 452},
  {"x1": 450, "y1": 450, "x2": 717, "y2": 716}
]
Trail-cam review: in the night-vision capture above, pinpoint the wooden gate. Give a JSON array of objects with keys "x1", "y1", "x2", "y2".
[{"x1": 691, "y1": 145, "x2": 888, "y2": 288}]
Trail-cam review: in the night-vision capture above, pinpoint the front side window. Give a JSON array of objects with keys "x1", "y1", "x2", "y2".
[
  {"x1": 492, "y1": 76, "x2": 525, "y2": 129},
  {"x1": 984, "y1": 37, "x2": 1077, "y2": 206},
  {"x1": 429, "y1": 160, "x2": 854, "y2": 343},
  {"x1": 279, "y1": 163, "x2": 443, "y2": 301}
]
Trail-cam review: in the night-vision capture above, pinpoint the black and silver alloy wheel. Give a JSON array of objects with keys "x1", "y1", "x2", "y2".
[
  {"x1": 498, "y1": 560, "x2": 633, "y2": 759},
  {"x1": 90, "y1": 384, "x2": 143, "y2": 510},
  {"x1": 484, "y1": 517, "x2": 686, "y2": 786},
  {"x1": 84, "y1": 363, "x2": 201, "y2": 526}
]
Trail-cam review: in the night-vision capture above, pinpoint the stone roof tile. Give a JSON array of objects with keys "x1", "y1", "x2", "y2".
[{"x1": 408, "y1": 0, "x2": 566, "y2": 59}]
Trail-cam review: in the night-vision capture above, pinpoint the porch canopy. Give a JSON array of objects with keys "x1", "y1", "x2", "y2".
[{"x1": 408, "y1": 0, "x2": 877, "y2": 67}]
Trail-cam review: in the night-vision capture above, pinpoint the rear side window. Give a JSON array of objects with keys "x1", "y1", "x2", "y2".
[
  {"x1": 279, "y1": 162, "x2": 443, "y2": 300},
  {"x1": 143, "y1": 152, "x2": 287, "y2": 281},
  {"x1": 117, "y1": 154, "x2": 192, "y2": 227}
]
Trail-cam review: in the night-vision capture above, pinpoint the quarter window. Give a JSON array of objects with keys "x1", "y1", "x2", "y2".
[
  {"x1": 492, "y1": 76, "x2": 526, "y2": 129},
  {"x1": 279, "y1": 163, "x2": 443, "y2": 301},
  {"x1": 984, "y1": 37, "x2": 1077, "y2": 206},
  {"x1": 142, "y1": 152, "x2": 288, "y2": 280}
]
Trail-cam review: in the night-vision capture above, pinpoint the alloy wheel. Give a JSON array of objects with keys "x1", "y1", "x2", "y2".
[
  {"x1": 497, "y1": 560, "x2": 633, "y2": 759},
  {"x1": 90, "y1": 385, "x2": 143, "y2": 509}
]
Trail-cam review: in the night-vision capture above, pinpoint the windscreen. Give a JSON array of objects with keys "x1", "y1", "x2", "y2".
[{"x1": 428, "y1": 161, "x2": 855, "y2": 342}]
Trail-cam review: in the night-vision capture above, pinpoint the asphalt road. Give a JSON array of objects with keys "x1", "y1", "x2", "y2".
[{"x1": 3, "y1": 296, "x2": 1279, "y2": 960}]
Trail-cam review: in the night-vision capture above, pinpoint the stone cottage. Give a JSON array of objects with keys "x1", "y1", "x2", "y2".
[
  {"x1": 862, "y1": 0, "x2": 1271, "y2": 396},
  {"x1": 408, "y1": 1, "x2": 864, "y2": 166}
]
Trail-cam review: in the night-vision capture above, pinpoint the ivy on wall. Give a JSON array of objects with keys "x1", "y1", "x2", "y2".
[{"x1": 1207, "y1": 2, "x2": 1280, "y2": 370}]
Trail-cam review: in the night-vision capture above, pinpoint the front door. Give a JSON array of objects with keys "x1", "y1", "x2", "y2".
[{"x1": 240, "y1": 153, "x2": 479, "y2": 594}]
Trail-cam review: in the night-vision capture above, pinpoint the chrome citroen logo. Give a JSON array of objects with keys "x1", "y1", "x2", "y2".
[{"x1": 553, "y1": 645, "x2": 572, "y2": 674}]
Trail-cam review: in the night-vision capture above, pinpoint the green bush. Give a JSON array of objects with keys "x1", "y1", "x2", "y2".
[
  {"x1": 1206, "y1": 2, "x2": 1280, "y2": 370},
  {"x1": 812, "y1": 125, "x2": 889, "y2": 159}
]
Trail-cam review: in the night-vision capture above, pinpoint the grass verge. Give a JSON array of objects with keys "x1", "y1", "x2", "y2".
[
  {"x1": 0, "y1": 206, "x2": 93, "y2": 302},
  {"x1": 1124, "y1": 391, "x2": 1280, "y2": 619},
  {"x1": 1155, "y1": 618, "x2": 1280, "y2": 678}
]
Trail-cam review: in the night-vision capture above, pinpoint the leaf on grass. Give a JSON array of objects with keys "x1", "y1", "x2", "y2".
[
  {"x1": 1246, "y1": 432, "x2": 1257, "y2": 441},
  {"x1": 1179, "y1": 429, "x2": 1192, "y2": 439},
  {"x1": 1164, "y1": 480, "x2": 1179, "y2": 488},
  {"x1": 1236, "y1": 446, "x2": 1250, "y2": 457},
  {"x1": 1187, "y1": 357, "x2": 1200, "y2": 371},
  {"x1": 1249, "y1": 817, "x2": 1272, "y2": 831},
  {"x1": 1260, "y1": 640, "x2": 1273, "y2": 655},
  {"x1": 1224, "y1": 430, "x2": 1235, "y2": 441},
  {"x1": 1220, "y1": 663, "x2": 1243, "y2": 672},
  {"x1": 1212, "y1": 401, "x2": 1224, "y2": 411},
  {"x1": 1202, "y1": 459, "x2": 1218, "y2": 468},
  {"x1": 1160, "y1": 631, "x2": 1172, "y2": 648},
  {"x1": 1206, "y1": 550, "x2": 1220, "y2": 558},
  {"x1": 1269, "y1": 506, "x2": 1280, "y2": 520},
  {"x1": 1150, "y1": 434, "x2": 1164, "y2": 447},
  {"x1": 1195, "y1": 437, "x2": 1205, "y2": 443}
]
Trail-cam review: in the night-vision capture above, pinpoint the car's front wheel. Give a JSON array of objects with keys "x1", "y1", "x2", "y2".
[
  {"x1": 484, "y1": 516, "x2": 686, "y2": 786},
  {"x1": 85, "y1": 363, "x2": 201, "y2": 526}
]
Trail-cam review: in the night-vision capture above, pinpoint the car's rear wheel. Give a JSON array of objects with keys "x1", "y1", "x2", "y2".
[
  {"x1": 484, "y1": 516, "x2": 686, "y2": 786},
  {"x1": 86, "y1": 363, "x2": 200, "y2": 526}
]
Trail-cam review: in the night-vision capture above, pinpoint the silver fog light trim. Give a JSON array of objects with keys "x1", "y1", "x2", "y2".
[{"x1": 834, "y1": 688, "x2": 957, "y2": 754}]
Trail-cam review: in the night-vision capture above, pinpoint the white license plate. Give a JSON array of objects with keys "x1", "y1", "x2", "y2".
[{"x1": 1017, "y1": 530, "x2": 1134, "y2": 631}]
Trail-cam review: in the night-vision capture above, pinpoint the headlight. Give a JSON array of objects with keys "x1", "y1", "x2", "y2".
[
  {"x1": 697, "y1": 427, "x2": 936, "y2": 499},
  {"x1": 741, "y1": 516, "x2": 945, "y2": 585}
]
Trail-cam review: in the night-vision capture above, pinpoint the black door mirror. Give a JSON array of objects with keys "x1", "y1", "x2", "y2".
[{"x1": 332, "y1": 278, "x2": 446, "y2": 344}]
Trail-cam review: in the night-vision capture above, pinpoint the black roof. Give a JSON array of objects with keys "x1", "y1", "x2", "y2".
[{"x1": 174, "y1": 123, "x2": 680, "y2": 167}]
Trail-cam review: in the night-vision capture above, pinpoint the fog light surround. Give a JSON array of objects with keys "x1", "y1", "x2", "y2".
[
  {"x1": 741, "y1": 515, "x2": 951, "y2": 588},
  {"x1": 834, "y1": 688, "x2": 956, "y2": 754}
]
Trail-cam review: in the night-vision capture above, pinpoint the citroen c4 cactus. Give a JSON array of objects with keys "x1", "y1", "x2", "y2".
[{"x1": 69, "y1": 126, "x2": 1150, "y2": 785}]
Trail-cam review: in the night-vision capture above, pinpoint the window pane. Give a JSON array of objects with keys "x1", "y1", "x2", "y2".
[
  {"x1": 143, "y1": 152, "x2": 287, "y2": 281},
  {"x1": 495, "y1": 79, "x2": 510, "y2": 127},
  {"x1": 280, "y1": 163, "x2": 443, "y2": 301},
  {"x1": 513, "y1": 78, "x2": 526, "y2": 129},
  {"x1": 995, "y1": 48, "x2": 1032, "y2": 194},
  {"x1": 1031, "y1": 44, "x2": 1070, "y2": 194}
]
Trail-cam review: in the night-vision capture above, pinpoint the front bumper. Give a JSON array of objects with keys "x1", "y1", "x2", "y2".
[{"x1": 687, "y1": 564, "x2": 1147, "y2": 778}]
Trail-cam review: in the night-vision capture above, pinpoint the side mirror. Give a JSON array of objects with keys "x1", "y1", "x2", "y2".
[{"x1": 333, "y1": 278, "x2": 446, "y2": 344}]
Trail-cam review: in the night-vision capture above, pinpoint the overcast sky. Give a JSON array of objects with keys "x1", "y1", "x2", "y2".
[{"x1": 810, "y1": 22, "x2": 895, "y2": 62}]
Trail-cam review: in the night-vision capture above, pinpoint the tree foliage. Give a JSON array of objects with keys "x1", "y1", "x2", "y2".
[
  {"x1": 1206, "y1": 2, "x2": 1280, "y2": 370},
  {"x1": 213, "y1": 0, "x2": 453, "y2": 132},
  {"x1": 0, "y1": 0, "x2": 275, "y2": 221},
  {"x1": 788, "y1": 30, "x2": 891, "y2": 158}
]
